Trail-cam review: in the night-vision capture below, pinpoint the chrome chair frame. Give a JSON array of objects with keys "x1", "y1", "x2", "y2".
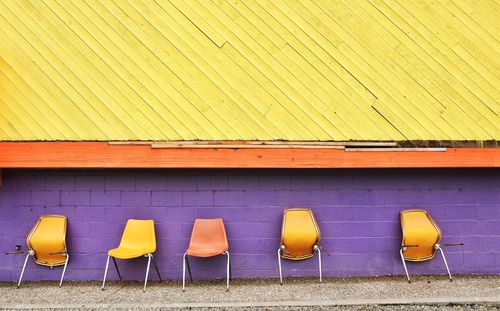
[
  {"x1": 101, "y1": 253, "x2": 161, "y2": 291},
  {"x1": 278, "y1": 244, "x2": 322, "y2": 285},
  {"x1": 182, "y1": 251, "x2": 231, "y2": 291},
  {"x1": 17, "y1": 250, "x2": 69, "y2": 288},
  {"x1": 399, "y1": 243, "x2": 453, "y2": 283}
]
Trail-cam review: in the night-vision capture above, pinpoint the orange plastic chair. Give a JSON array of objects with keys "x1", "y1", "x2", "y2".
[
  {"x1": 400, "y1": 209, "x2": 463, "y2": 282},
  {"x1": 101, "y1": 219, "x2": 161, "y2": 291},
  {"x1": 183, "y1": 218, "x2": 230, "y2": 291},
  {"x1": 278, "y1": 209, "x2": 322, "y2": 284},
  {"x1": 17, "y1": 215, "x2": 69, "y2": 288}
]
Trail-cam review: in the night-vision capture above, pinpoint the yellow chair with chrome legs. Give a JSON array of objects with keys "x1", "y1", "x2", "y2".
[
  {"x1": 278, "y1": 209, "x2": 323, "y2": 284},
  {"x1": 101, "y1": 219, "x2": 161, "y2": 291},
  {"x1": 400, "y1": 209, "x2": 463, "y2": 283},
  {"x1": 16, "y1": 215, "x2": 69, "y2": 288}
]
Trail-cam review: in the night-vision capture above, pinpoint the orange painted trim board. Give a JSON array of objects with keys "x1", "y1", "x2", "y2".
[{"x1": 0, "y1": 142, "x2": 498, "y2": 168}]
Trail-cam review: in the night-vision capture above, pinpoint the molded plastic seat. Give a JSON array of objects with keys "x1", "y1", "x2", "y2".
[
  {"x1": 399, "y1": 209, "x2": 462, "y2": 282},
  {"x1": 101, "y1": 219, "x2": 161, "y2": 291},
  {"x1": 187, "y1": 219, "x2": 229, "y2": 257},
  {"x1": 278, "y1": 209, "x2": 323, "y2": 284},
  {"x1": 17, "y1": 215, "x2": 69, "y2": 288},
  {"x1": 183, "y1": 218, "x2": 230, "y2": 291},
  {"x1": 108, "y1": 220, "x2": 157, "y2": 259}
]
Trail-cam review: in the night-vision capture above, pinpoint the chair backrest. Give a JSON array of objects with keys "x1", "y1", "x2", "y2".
[
  {"x1": 118, "y1": 219, "x2": 156, "y2": 254},
  {"x1": 400, "y1": 209, "x2": 441, "y2": 261},
  {"x1": 188, "y1": 218, "x2": 228, "y2": 257},
  {"x1": 27, "y1": 215, "x2": 67, "y2": 267},
  {"x1": 281, "y1": 209, "x2": 320, "y2": 260}
]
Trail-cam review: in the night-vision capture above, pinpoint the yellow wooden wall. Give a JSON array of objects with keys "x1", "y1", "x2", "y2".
[{"x1": 0, "y1": 0, "x2": 498, "y2": 141}]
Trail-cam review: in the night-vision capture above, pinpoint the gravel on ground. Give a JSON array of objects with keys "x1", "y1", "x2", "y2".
[{"x1": 1, "y1": 275, "x2": 499, "y2": 310}]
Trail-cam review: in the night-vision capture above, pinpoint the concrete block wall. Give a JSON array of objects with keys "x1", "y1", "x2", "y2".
[{"x1": 0, "y1": 168, "x2": 499, "y2": 282}]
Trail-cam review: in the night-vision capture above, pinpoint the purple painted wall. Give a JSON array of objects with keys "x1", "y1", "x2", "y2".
[{"x1": 0, "y1": 168, "x2": 499, "y2": 282}]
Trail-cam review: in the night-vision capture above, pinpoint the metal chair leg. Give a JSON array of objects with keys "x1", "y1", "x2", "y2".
[
  {"x1": 315, "y1": 246, "x2": 322, "y2": 283},
  {"x1": 277, "y1": 248, "x2": 283, "y2": 285},
  {"x1": 152, "y1": 254, "x2": 162, "y2": 281},
  {"x1": 182, "y1": 252, "x2": 187, "y2": 291},
  {"x1": 17, "y1": 252, "x2": 31, "y2": 288},
  {"x1": 436, "y1": 245, "x2": 453, "y2": 281},
  {"x1": 185, "y1": 254, "x2": 193, "y2": 282},
  {"x1": 112, "y1": 257, "x2": 122, "y2": 280},
  {"x1": 229, "y1": 252, "x2": 232, "y2": 280},
  {"x1": 101, "y1": 255, "x2": 110, "y2": 290},
  {"x1": 143, "y1": 254, "x2": 152, "y2": 291},
  {"x1": 59, "y1": 254, "x2": 69, "y2": 287},
  {"x1": 225, "y1": 251, "x2": 230, "y2": 291},
  {"x1": 399, "y1": 248, "x2": 411, "y2": 283}
]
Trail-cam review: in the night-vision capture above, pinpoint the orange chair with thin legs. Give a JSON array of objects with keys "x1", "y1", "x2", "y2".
[
  {"x1": 101, "y1": 219, "x2": 161, "y2": 291},
  {"x1": 278, "y1": 209, "x2": 323, "y2": 284},
  {"x1": 17, "y1": 215, "x2": 69, "y2": 288},
  {"x1": 183, "y1": 218, "x2": 230, "y2": 291},
  {"x1": 400, "y1": 209, "x2": 463, "y2": 282}
]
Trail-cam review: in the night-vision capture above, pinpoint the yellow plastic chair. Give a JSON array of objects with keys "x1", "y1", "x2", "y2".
[
  {"x1": 101, "y1": 219, "x2": 161, "y2": 291},
  {"x1": 278, "y1": 209, "x2": 323, "y2": 284},
  {"x1": 17, "y1": 215, "x2": 69, "y2": 288},
  {"x1": 400, "y1": 209, "x2": 463, "y2": 282}
]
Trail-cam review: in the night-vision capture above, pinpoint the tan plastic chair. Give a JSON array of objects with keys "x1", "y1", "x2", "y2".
[
  {"x1": 278, "y1": 209, "x2": 322, "y2": 284},
  {"x1": 101, "y1": 219, "x2": 161, "y2": 291},
  {"x1": 400, "y1": 209, "x2": 463, "y2": 282},
  {"x1": 183, "y1": 218, "x2": 230, "y2": 291},
  {"x1": 17, "y1": 215, "x2": 69, "y2": 288}
]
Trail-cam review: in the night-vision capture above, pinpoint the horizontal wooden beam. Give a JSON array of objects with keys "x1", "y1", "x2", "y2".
[{"x1": 0, "y1": 142, "x2": 498, "y2": 168}]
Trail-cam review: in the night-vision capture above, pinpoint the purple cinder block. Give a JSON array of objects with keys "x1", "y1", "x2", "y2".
[
  {"x1": 91, "y1": 191, "x2": 120, "y2": 206},
  {"x1": 183, "y1": 191, "x2": 213, "y2": 207},
  {"x1": 30, "y1": 191, "x2": 60, "y2": 206},
  {"x1": 464, "y1": 252, "x2": 495, "y2": 268},
  {"x1": 228, "y1": 176, "x2": 259, "y2": 190},
  {"x1": 68, "y1": 221, "x2": 90, "y2": 238},
  {"x1": 290, "y1": 175, "x2": 322, "y2": 190},
  {"x1": 121, "y1": 191, "x2": 151, "y2": 207},
  {"x1": 213, "y1": 191, "x2": 248, "y2": 207},
  {"x1": 46, "y1": 175, "x2": 75, "y2": 190},
  {"x1": 75, "y1": 176, "x2": 105, "y2": 190},
  {"x1": 197, "y1": 176, "x2": 228, "y2": 190},
  {"x1": 105, "y1": 207, "x2": 136, "y2": 222},
  {"x1": 259, "y1": 175, "x2": 291, "y2": 190},
  {"x1": 105, "y1": 176, "x2": 135, "y2": 191},
  {"x1": 476, "y1": 205, "x2": 500, "y2": 220},
  {"x1": 135, "y1": 206, "x2": 197, "y2": 222},
  {"x1": 0, "y1": 168, "x2": 498, "y2": 282},
  {"x1": 166, "y1": 176, "x2": 196, "y2": 190},
  {"x1": 74, "y1": 206, "x2": 106, "y2": 222},
  {"x1": 321, "y1": 175, "x2": 353, "y2": 190},
  {"x1": 14, "y1": 174, "x2": 46, "y2": 191},
  {"x1": 136, "y1": 175, "x2": 166, "y2": 191},
  {"x1": 155, "y1": 223, "x2": 184, "y2": 238},
  {"x1": 61, "y1": 191, "x2": 90, "y2": 206},
  {"x1": 460, "y1": 189, "x2": 500, "y2": 204},
  {"x1": 90, "y1": 222, "x2": 122, "y2": 238},
  {"x1": 461, "y1": 221, "x2": 500, "y2": 235},
  {"x1": 0, "y1": 191, "x2": 30, "y2": 206},
  {"x1": 151, "y1": 191, "x2": 182, "y2": 206}
]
